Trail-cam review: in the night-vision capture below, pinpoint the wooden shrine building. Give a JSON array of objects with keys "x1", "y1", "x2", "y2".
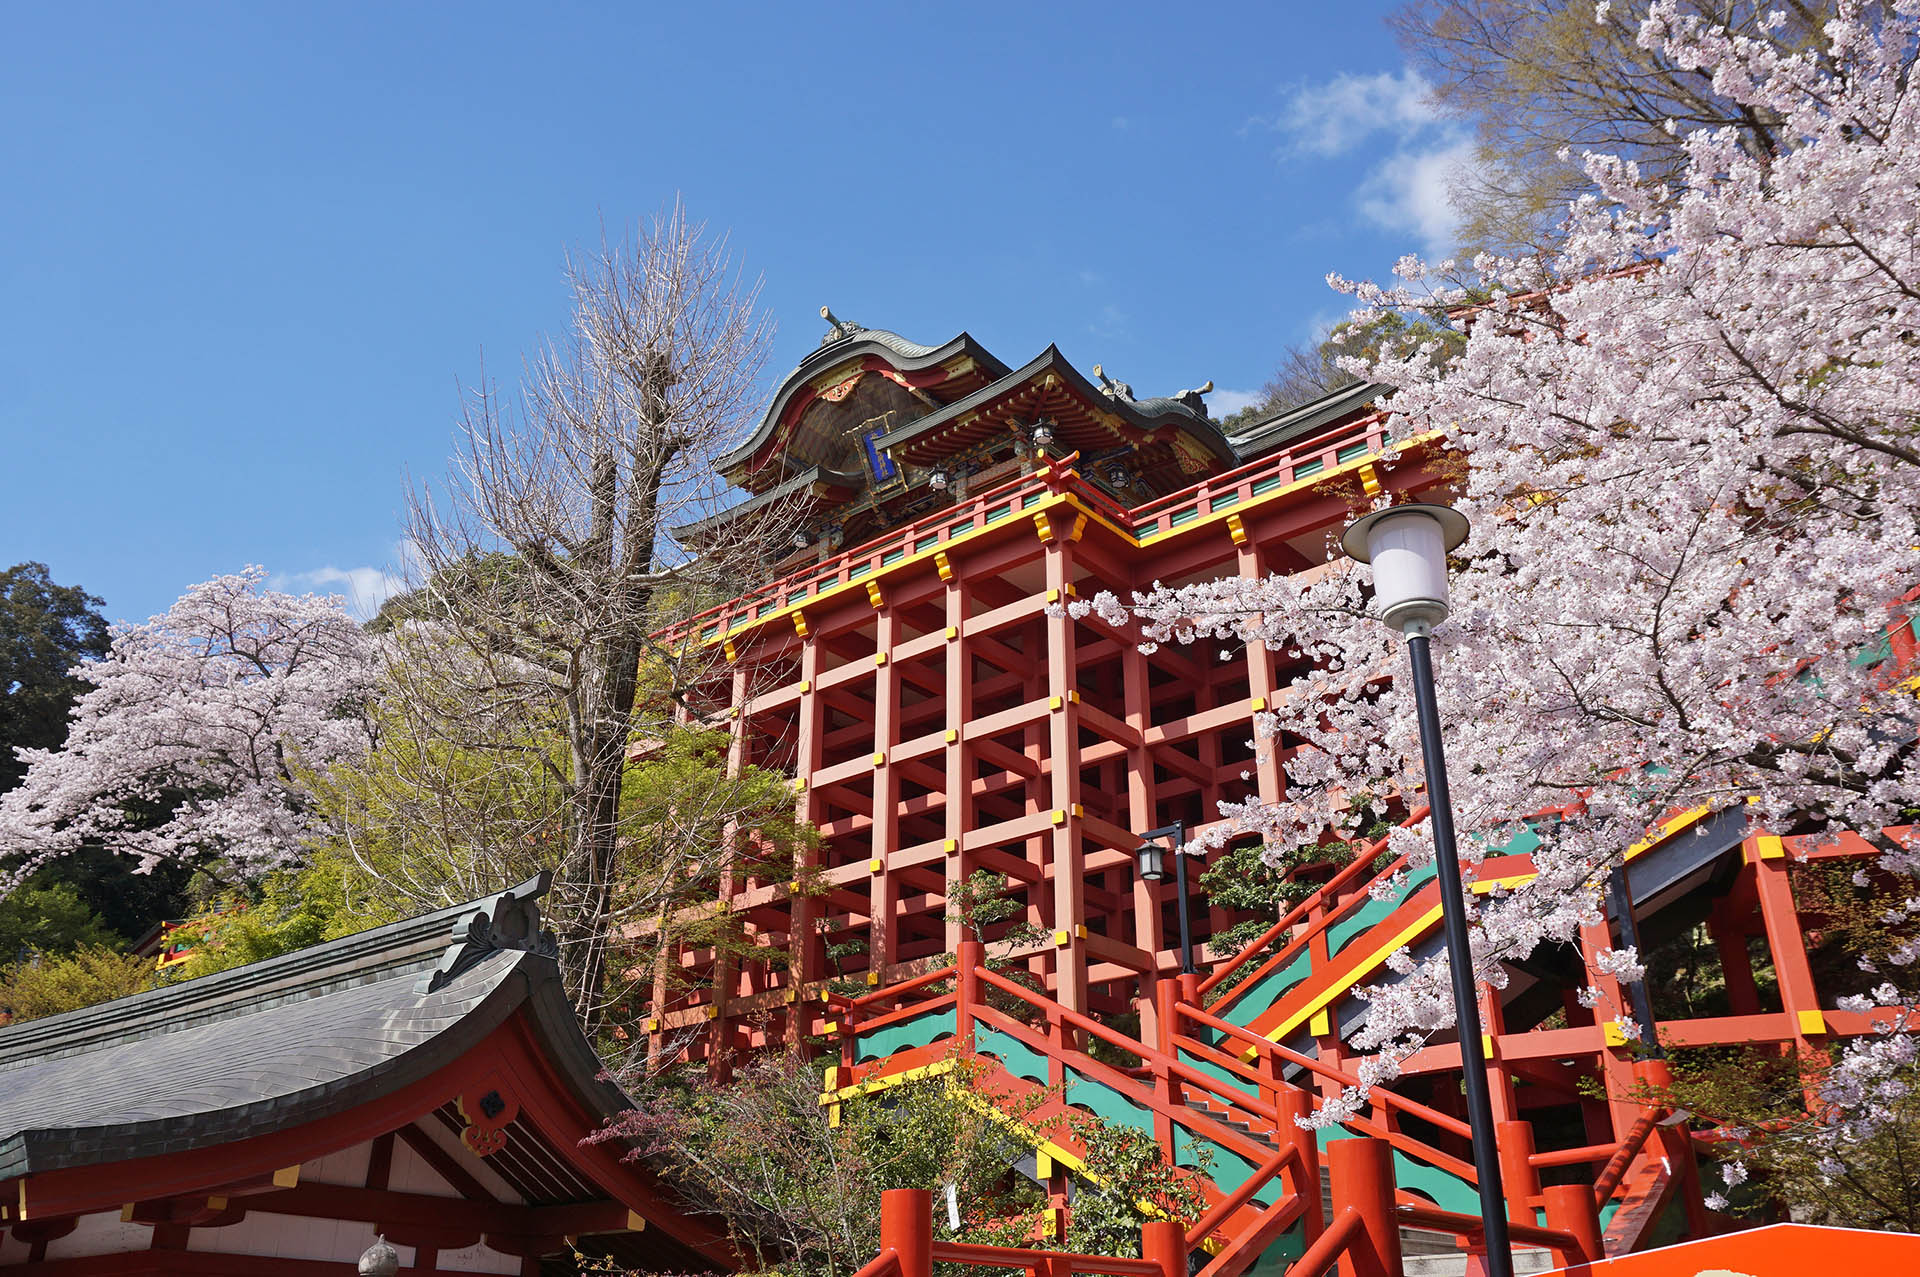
[{"x1": 0, "y1": 874, "x2": 725, "y2": 1276}]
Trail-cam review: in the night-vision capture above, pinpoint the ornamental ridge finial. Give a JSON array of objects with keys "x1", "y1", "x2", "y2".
[
  {"x1": 820, "y1": 306, "x2": 866, "y2": 346},
  {"x1": 416, "y1": 870, "x2": 560, "y2": 994}
]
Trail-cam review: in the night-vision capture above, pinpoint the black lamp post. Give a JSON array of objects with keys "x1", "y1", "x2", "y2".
[
  {"x1": 1341, "y1": 502, "x2": 1514, "y2": 1277},
  {"x1": 1134, "y1": 820, "x2": 1199, "y2": 974}
]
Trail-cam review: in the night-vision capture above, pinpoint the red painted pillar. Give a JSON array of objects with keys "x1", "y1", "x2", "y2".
[
  {"x1": 1328, "y1": 1137, "x2": 1400, "y2": 1277},
  {"x1": 1751, "y1": 839, "x2": 1824, "y2": 1061},
  {"x1": 1710, "y1": 899, "x2": 1762, "y2": 1017},
  {"x1": 1279, "y1": 1084, "x2": 1324, "y2": 1238},
  {"x1": 881, "y1": 1189, "x2": 931, "y2": 1277},
  {"x1": 1142, "y1": 1219, "x2": 1186, "y2": 1277},
  {"x1": 957, "y1": 938, "x2": 983, "y2": 1053},
  {"x1": 1496, "y1": 1120, "x2": 1540, "y2": 1226},
  {"x1": 1542, "y1": 1184, "x2": 1603, "y2": 1265},
  {"x1": 1153, "y1": 977, "x2": 1183, "y2": 1156}
]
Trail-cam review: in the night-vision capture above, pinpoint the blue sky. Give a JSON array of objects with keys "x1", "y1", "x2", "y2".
[{"x1": 0, "y1": 2, "x2": 1472, "y2": 625}]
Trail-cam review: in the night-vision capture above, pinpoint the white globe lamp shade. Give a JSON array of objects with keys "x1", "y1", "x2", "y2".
[{"x1": 1339, "y1": 503, "x2": 1470, "y2": 634}]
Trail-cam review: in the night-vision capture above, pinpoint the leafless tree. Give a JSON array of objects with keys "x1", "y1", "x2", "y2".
[
  {"x1": 1393, "y1": 0, "x2": 1837, "y2": 254},
  {"x1": 390, "y1": 204, "x2": 809, "y2": 1033}
]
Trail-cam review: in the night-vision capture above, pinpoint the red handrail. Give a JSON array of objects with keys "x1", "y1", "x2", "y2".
[
  {"x1": 1183, "y1": 1147, "x2": 1303, "y2": 1246},
  {"x1": 1281, "y1": 1207, "x2": 1365, "y2": 1277},
  {"x1": 1196, "y1": 807, "x2": 1430, "y2": 1004},
  {"x1": 1177, "y1": 1003, "x2": 1475, "y2": 1144},
  {"x1": 930, "y1": 1240, "x2": 1163, "y2": 1277},
  {"x1": 669, "y1": 454, "x2": 1088, "y2": 643},
  {"x1": 849, "y1": 1250, "x2": 903, "y2": 1277},
  {"x1": 1395, "y1": 1202, "x2": 1583, "y2": 1258},
  {"x1": 1591, "y1": 1112, "x2": 1659, "y2": 1203},
  {"x1": 1129, "y1": 412, "x2": 1389, "y2": 523}
]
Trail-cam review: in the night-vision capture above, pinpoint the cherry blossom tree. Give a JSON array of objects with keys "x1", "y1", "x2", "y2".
[
  {"x1": 1079, "y1": 0, "x2": 1920, "y2": 1153},
  {"x1": 0, "y1": 568, "x2": 376, "y2": 893}
]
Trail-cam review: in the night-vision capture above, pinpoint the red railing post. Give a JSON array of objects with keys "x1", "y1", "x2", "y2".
[
  {"x1": 1542, "y1": 1184, "x2": 1604, "y2": 1265},
  {"x1": 1636, "y1": 1057, "x2": 1710, "y2": 1238},
  {"x1": 1154, "y1": 976, "x2": 1185, "y2": 1149},
  {"x1": 881, "y1": 1189, "x2": 932, "y2": 1277},
  {"x1": 1279, "y1": 1084, "x2": 1324, "y2": 1238},
  {"x1": 1327, "y1": 1137, "x2": 1400, "y2": 1277},
  {"x1": 1142, "y1": 1219, "x2": 1185, "y2": 1277},
  {"x1": 1496, "y1": 1120, "x2": 1540, "y2": 1226},
  {"x1": 957, "y1": 938, "x2": 983, "y2": 1052}
]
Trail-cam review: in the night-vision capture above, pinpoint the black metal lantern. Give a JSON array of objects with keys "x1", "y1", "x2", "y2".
[
  {"x1": 1134, "y1": 838, "x2": 1168, "y2": 883},
  {"x1": 929, "y1": 465, "x2": 951, "y2": 490}
]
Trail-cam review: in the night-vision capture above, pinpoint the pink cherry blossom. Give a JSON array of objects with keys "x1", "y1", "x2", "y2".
[
  {"x1": 0, "y1": 567, "x2": 376, "y2": 890},
  {"x1": 1077, "y1": 1, "x2": 1920, "y2": 1132}
]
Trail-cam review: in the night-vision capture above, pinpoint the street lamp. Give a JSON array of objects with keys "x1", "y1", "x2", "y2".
[
  {"x1": 1341, "y1": 502, "x2": 1515, "y2": 1277},
  {"x1": 358, "y1": 1236, "x2": 401, "y2": 1277},
  {"x1": 1134, "y1": 821, "x2": 1200, "y2": 975}
]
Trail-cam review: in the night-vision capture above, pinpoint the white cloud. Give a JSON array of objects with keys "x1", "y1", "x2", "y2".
[
  {"x1": 1255, "y1": 66, "x2": 1474, "y2": 255},
  {"x1": 1088, "y1": 303, "x2": 1129, "y2": 341},
  {"x1": 1207, "y1": 387, "x2": 1265, "y2": 417},
  {"x1": 1355, "y1": 136, "x2": 1475, "y2": 253},
  {"x1": 1266, "y1": 69, "x2": 1439, "y2": 156},
  {"x1": 272, "y1": 564, "x2": 406, "y2": 622}
]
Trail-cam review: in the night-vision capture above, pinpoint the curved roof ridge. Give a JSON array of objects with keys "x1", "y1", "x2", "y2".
[
  {"x1": 0, "y1": 871, "x2": 553, "y2": 1067},
  {"x1": 719, "y1": 329, "x2": 1005, "y2": 477}
]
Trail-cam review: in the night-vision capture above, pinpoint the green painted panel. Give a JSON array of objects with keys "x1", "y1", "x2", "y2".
[
  {"x1": 1250, "y1": 475, "x2": 1284, "y2": 495},
  {"x1": 1217, "y1": 952, "x2": 1313, "y2": 1027},
  {"x1": 1134, "y1": 523, "x2": 1160, "y2": 538},
  {"x1": 986, "y1": 504, "x2": 1011, "y2": 523},
  {"x1": 1294, "y1": 459, "x2": 1324, "y2": 477},
  {"x1": 1391, "y1": 1153, "x2": 1479, "y2": 1214},
  {"x1": 849, "y1": 563, "x2": 871, "y2": 579},
  {"x1": 1022, "y1": 493, "x2": 1043, "y2": 508},
  {"x1": 1169, "y1": 506, "x2": 1200, "y2": 527},
  {"x1": 1210, "y1": 491, "x2": 1241, "y2": 511},
  {"x1": 916, "y1": 534, "x2": 941, "y2": 552},
  {"x1": 882, "y1": 548, "x2": 906, "y2": 566},
  {"x1": 854, "y1": 1009, "x2": 956, "y2": 1063},
  {"x1": 1173, "y1": 1134, "x2": 1282, "y2": 1207},
  {"x1": 1396, "y1": 858, "x2": 1439, "y2": 904},
  {"x1": 1063, "y1": 1066, "x2": 1156, "y2": 1140},
  {"x1": 1336, "y1": 442, "x2": 1371, "y2": 463},
  {"x1": 1326, "y1": 897, "x2": 1394, "y2": 957},
  {"x1": 1250, "y1": 1222, "x2": 1306, "y2": 1273},
  {"x1": 977, "y1": 1024, "x2": 1051, "y2": 1086},
  {"x1": 1310, "y1": 1127, "x2": 1478, "y2": 1215}
]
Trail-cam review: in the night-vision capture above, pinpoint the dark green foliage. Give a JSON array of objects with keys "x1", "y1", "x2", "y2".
[
  {"x1": 0, "y1": 562, "x2": 108, "y2": 792},
  {"x1": 0, "y1": 874, "x2": 116, "y2": 962},
  {"x1": 1202, "y1": 813, "x2": 1394, "y2": 961}
]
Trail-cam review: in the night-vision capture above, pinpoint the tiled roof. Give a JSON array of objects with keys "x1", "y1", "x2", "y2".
[{"x1": 0, "y1": 873, "x2": 613, "y2": 1180}]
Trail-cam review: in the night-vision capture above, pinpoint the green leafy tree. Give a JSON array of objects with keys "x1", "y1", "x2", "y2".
[
  {"x1": 164, "y1": 850, "x2": 394, "y2": 979},
  {"x1": 0, "y1": 562, "x2": 108, "y2": 793},
  {"x1": 308, "y1": 638, "x2": 814, "y2": 1050},
  {"x1": 0, "y1": 875, "x2": 117, "y2": 962},
  {"x1": 603, "y1": 1054, "x2": 1204, "y2": 1276},
  {"x1": 0, "y1": 944, "x2": 153, "y2": 1023}
]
